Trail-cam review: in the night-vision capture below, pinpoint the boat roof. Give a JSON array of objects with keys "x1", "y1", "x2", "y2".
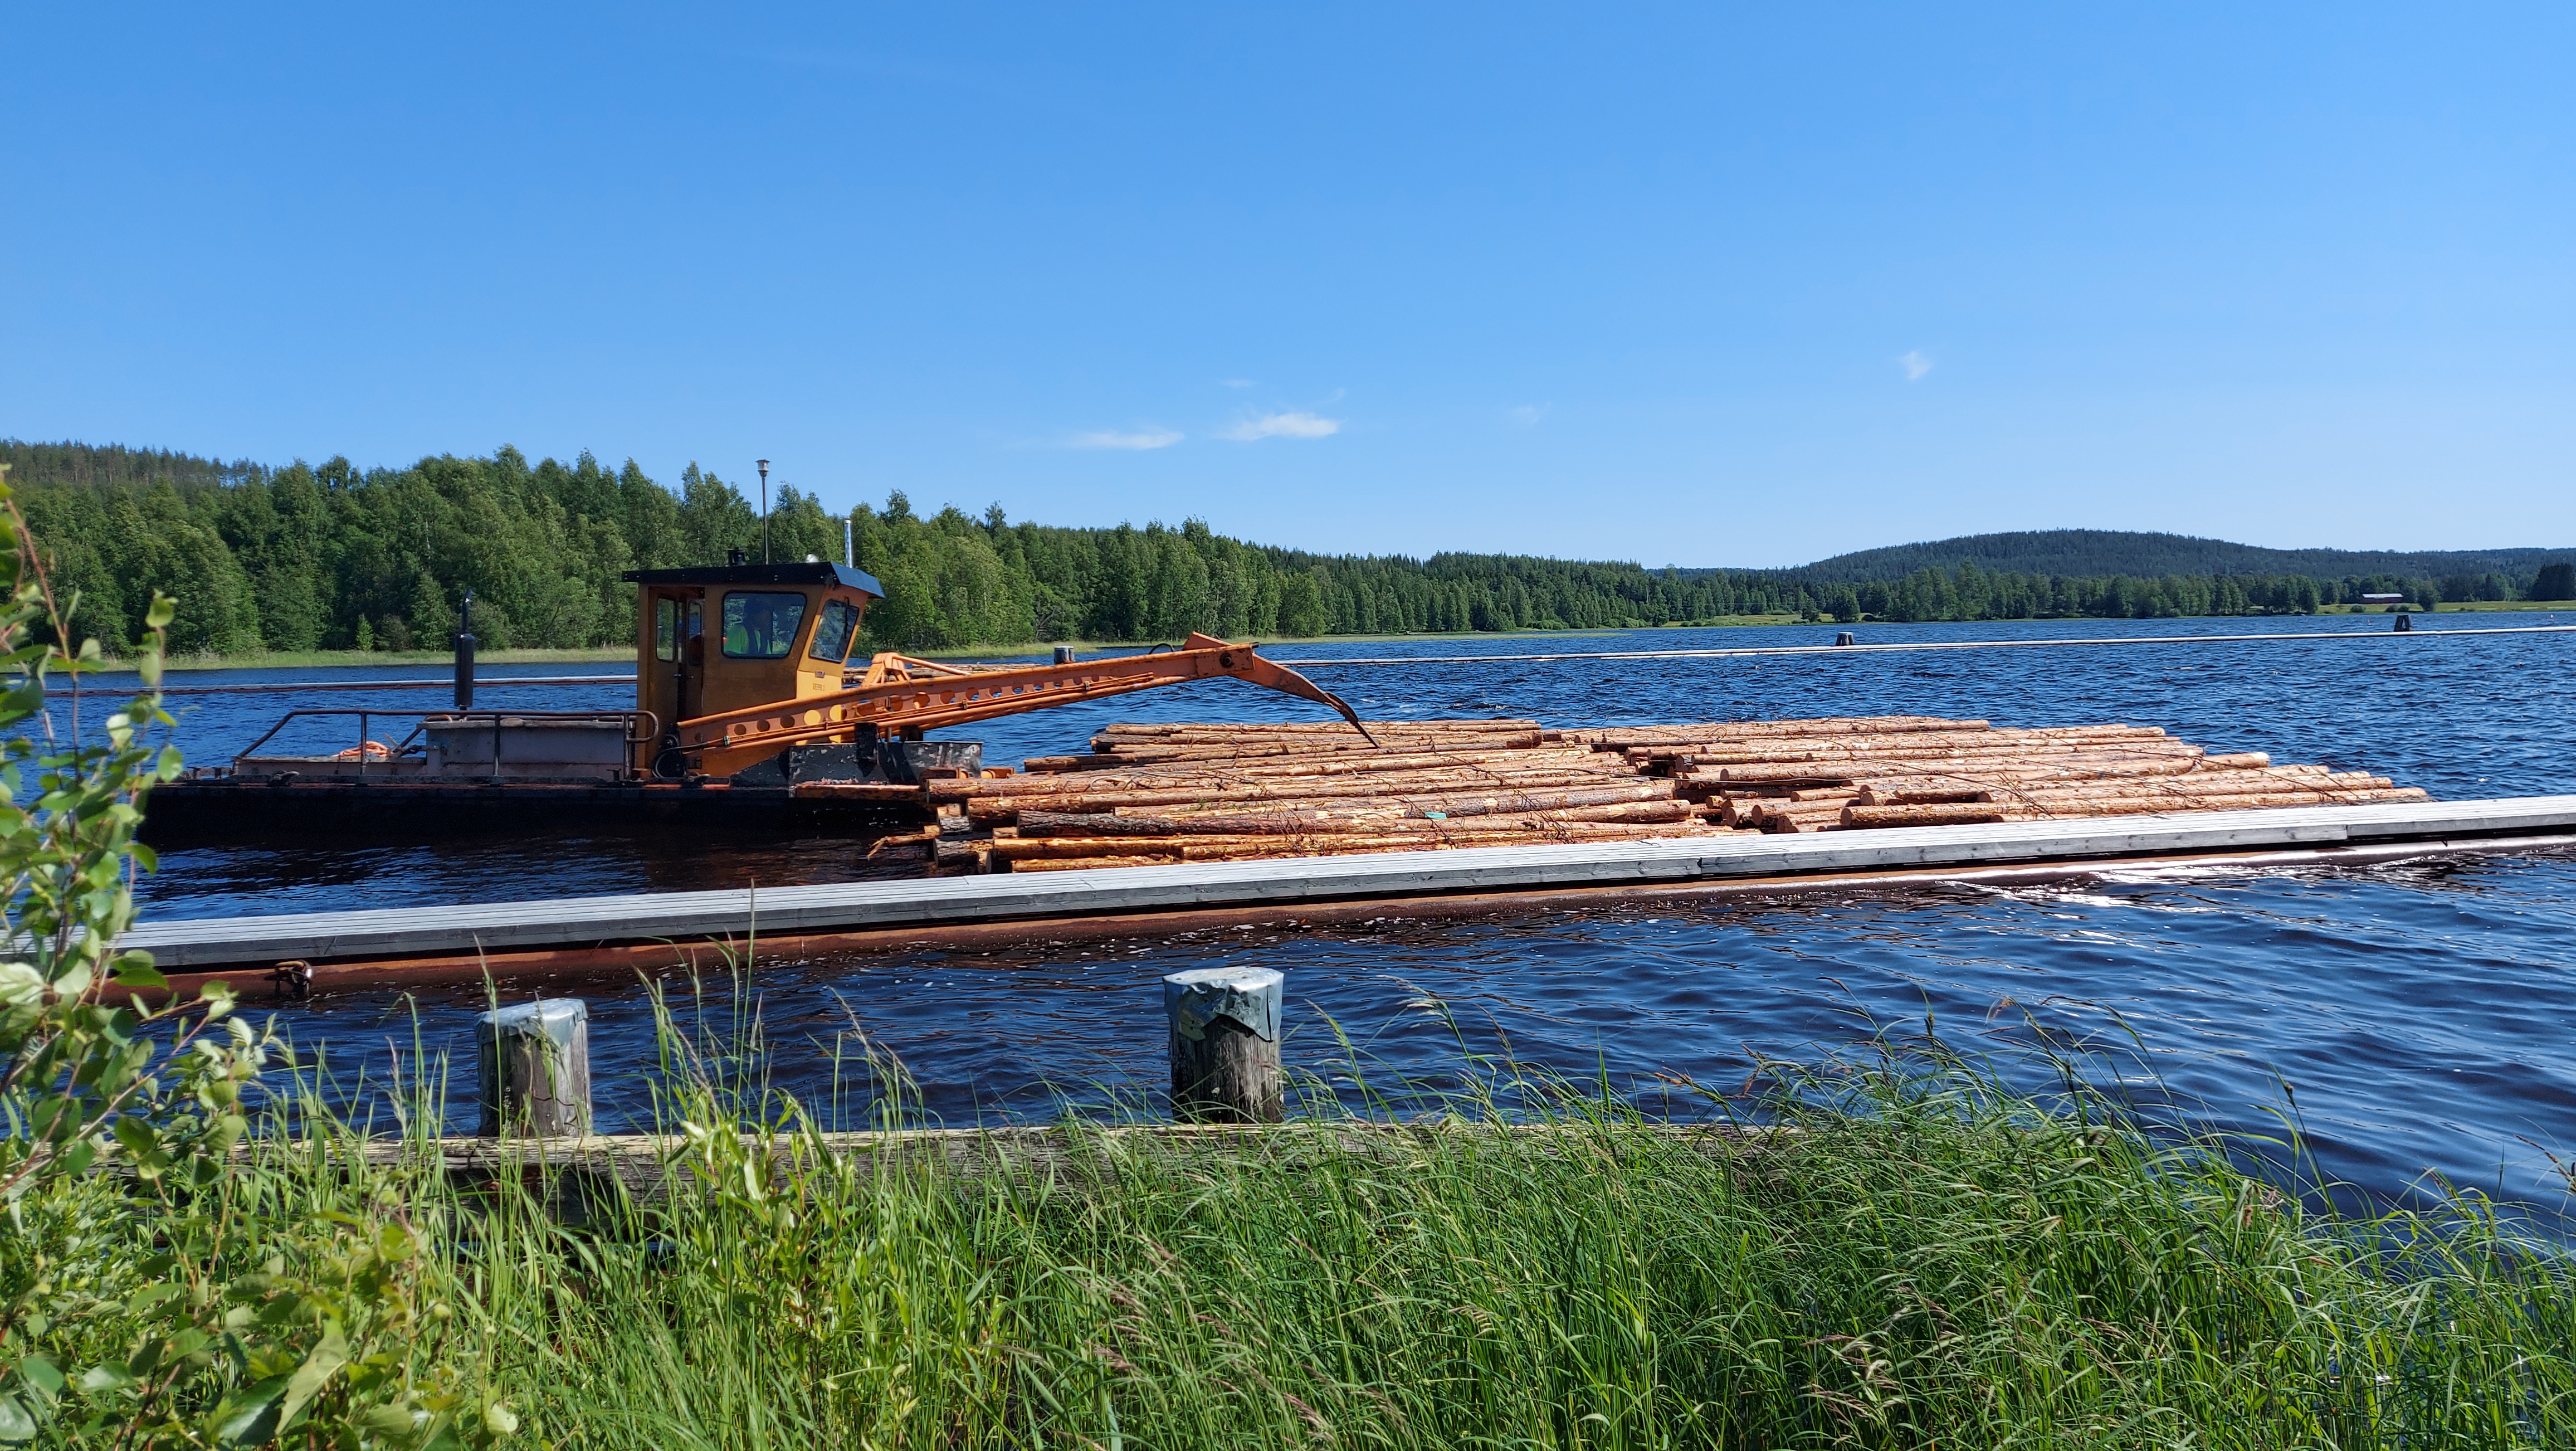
[{"x1": 622, "y1": 562, "x2": 885, "y2": 598}]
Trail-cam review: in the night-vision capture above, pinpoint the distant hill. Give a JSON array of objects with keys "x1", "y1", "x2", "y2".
[{"x1": 1739, "y1": 530, "x2": 2574, "y2": 584}]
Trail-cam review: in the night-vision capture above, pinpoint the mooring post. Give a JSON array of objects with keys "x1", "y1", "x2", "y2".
[
  {"x1": 1164, "y1": 966, "x2": 1284, "y2": 1122},
  {"x1": 476, "y1": 999, "x2": 592, "y2": 1137}
]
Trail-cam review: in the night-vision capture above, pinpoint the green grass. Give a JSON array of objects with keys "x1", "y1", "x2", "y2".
[{"x1": 18, "y1": 1004, "x2": 2572, "y2": 1449}]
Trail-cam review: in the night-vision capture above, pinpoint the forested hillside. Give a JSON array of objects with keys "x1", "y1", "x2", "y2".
[
  {"x1": 1776, "y1": 528, "x2": 2572, "y2": 586},
  {"x1": 2, "y1": 440, "x2": 2567, "y2": 656}
]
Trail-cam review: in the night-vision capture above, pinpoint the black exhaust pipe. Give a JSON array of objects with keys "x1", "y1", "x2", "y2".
[{"x1": 453, "y1": 589, "x2": 476, "y2": 710}]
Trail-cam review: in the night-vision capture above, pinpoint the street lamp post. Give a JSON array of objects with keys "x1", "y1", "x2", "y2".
[{"x1": 756, "y1": 459, "x2": 770, "y2": 563}]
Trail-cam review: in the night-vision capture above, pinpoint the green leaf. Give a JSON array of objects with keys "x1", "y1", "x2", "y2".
[
  {"x1": 274, "y1": 1323, "x2": 348, "y2": 1433},
  {"x1": 76, "y1": 1362, "x2": 134, "y2": 1393},
  {"x1": 13, "y1": 1358, "x2": 62, "y2": 1398},
  {"x1": 113, "y1": 1120, "x2": 160, "y2": 1162},
  {"x1": 111, "y1": 957, "x2": 167, "y2": 990},
  {"x1": 212, "y1": 1376, "x2": 289, "y2": 1445},
  {"x1": 0, "y1": 1392, "x2": 35, "y2": 1443}
]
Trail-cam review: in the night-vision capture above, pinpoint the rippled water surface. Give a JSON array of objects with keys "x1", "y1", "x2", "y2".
[{"x1": 120, "y1": 615, "x2": 2576, "y2": 1208}]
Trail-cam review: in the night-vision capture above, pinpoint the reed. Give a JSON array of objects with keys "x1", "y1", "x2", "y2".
[{"x1": 15, "y1": 998, "x2": 2572, "y2": 1447}]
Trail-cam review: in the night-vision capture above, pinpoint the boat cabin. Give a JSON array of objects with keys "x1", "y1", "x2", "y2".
[{"x1": 622, "y1": 559, "x2": 885, "y2": 772}]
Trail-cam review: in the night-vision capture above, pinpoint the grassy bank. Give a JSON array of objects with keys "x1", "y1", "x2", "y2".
[
  {"x1": 145, "y1": 645, "x2": 634, "y2": 671},
  {"x1": 126, "y1": 624, "x2": 1772, "y2": 671},
  {"x1": 16, "y1": 1037, "x2": 2571, "y2": 1447},
  {"x1": 109, "y1": 603, "x2": 2576, "y2": 670},
  {"x1": 2319, "y1": 600, "x2": 2575, "y2": 614}
]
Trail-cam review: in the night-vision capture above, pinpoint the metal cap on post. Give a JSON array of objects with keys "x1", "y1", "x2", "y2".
[
  {"x1": 476, "y1": 999, "x2": 592, "y2": 1137},
  {"x1": 757, "y1": 458, "x2": 771, "y2": 563},
  {"x1": 1053, "y1": 645, "x2": 1076, "y2": 665},
  {"x1": 1164, "y1": 966, "x2": 1284, "y2": 1123},
  {"x1": 453, "y1": 588, "x2": 476, "y2": 710}
]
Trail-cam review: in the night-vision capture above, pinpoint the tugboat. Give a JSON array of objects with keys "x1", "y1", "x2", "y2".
[{"x1": 144, "y1": 552, "x2": 1364, "y2": 843}]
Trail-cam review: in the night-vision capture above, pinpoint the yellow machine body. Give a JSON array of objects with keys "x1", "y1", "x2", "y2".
[{"x1": 623, "y1": 561, "x2": 886, "y2": 776}]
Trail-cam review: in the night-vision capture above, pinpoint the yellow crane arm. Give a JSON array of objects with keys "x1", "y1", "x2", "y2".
[{"x1": 674, "y1": 633, "x2": 1370, "y2": 759}]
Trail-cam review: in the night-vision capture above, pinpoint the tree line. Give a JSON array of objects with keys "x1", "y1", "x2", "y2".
[{"x1": 1, "y1": 440, "x2": 2567, "y2": 657}]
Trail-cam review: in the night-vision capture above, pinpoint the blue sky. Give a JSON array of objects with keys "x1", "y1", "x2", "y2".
[{"x1": 5, "y1": 4, "x2": 2568, "y2": 566}]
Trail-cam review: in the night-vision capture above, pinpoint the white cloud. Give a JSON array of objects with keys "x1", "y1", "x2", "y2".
[
  {"x1": 1899, "y1": 350, "x2": 1933, "y2": 381},
  {"x1": 1221, "y1": 411, "x2": 1341, "y2": 441},
  {"x1": 1507, "y1": 403, "x2": 1549, "y2": 428},
  {"x1": 1067, "y1": 427, "x2": 1184, "y2": 450}
]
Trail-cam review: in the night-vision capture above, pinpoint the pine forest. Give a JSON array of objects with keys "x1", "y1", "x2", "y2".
[{"x1": 4, "y1": 440, "x2": 2565, "y2": 658}]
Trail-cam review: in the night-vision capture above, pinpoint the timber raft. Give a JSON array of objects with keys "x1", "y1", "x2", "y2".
[{"x1": 124, "y1": 713, "x2": 2576, "y2": 996}]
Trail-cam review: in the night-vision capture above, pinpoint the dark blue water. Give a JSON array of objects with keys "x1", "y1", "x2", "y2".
[{"x1": 120, "y1": 615, "x2": 2576, "y2": 1209}]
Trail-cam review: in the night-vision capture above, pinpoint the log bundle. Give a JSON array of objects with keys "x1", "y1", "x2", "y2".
[
  {"x1": 1574, "y1": 715, "x2": 2426, "y2": 833},
  {"x1": 927, "y1": 719, "x2": 1718, "y2": 871},
  {"x1": 901, "y1": 714, "x2": 2427, "y2": 871}
]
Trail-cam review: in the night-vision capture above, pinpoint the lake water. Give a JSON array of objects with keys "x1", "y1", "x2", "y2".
[{"x1": 112, "y1": 613, "x2": 2576, "y2": 1211}]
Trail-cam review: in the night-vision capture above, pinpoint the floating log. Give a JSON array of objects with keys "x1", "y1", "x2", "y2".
[
  {"x1": 1559, "y1": 716, "x2": 1985, "y2": 745},
  {"x1": 1095, "y1": 718, "x2": 1539, "y2": 739},
  {"x1": 1014, "y1": 800, "x2": 1697, "y2": 838},
  {"x1": 1842, "y1": 802, "x2": 2009, "y2": 829}
]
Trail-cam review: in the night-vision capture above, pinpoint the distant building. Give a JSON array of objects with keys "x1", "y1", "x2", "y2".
[{"x1": 2360, "y1": 592, "x2": 2406, "y2": 603}]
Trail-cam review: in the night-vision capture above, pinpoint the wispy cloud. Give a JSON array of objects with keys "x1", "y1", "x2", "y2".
[
  {"x1": 1507, "y1": 403, "x2": 1550, "y2": 429},
  {"x1": 1221, "y1": 411, "x2": 1340, "y2": 441},
  {"x1": 1067, "y1": 427, "x2": 1184, "y2": 450},
  {"x1": 1899, "y1": 350, "x2": 1933, "y2": 381}
]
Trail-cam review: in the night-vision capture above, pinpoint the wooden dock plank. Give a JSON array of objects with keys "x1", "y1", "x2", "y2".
[{"x1": 123, "y1": 796, "x2": 2576, "y2": 968}]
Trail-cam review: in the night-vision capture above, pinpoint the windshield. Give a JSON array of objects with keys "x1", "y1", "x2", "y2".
[
  {"x1": 721, "y1": 592, "x2": 807, "y2": 659},
  {"x1": 808, "y1": 597, "x2": 862, "y2": 663}
]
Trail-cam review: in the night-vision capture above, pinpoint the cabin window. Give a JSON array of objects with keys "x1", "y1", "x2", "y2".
[
  {"x1": 721, "y1": 592, "x2": 808, "y2": 659},
  {"x1": 808, "y1": 598, "x2": 862, "y2": 663},
  {"x1": 653, "y1": 598, "x2": 678, "y2": 660}
]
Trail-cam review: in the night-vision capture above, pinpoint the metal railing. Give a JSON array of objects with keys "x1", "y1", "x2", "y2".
[{"x1": 230, "y1": 709, "x2": 661, "y2": 782}]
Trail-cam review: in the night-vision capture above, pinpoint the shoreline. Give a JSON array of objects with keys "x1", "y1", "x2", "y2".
[{"x1": 100, "y1": 601, "x2": 2576, "y2": 673}]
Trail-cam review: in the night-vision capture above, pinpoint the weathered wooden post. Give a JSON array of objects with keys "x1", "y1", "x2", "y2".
[
  {"x1": 1164, "y1": 966, "x2": 1284, "y2": 1122},
  {"x1": 476, "y1": 999, "x2": 592, "y2": 1137}
]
